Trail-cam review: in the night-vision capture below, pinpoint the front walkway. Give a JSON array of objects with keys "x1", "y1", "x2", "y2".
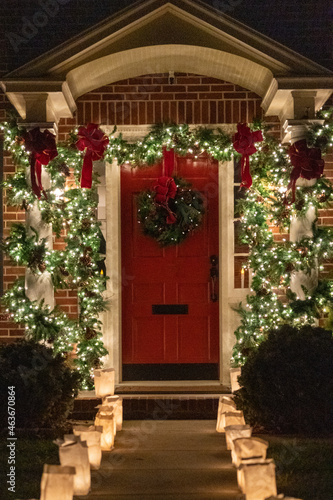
[{"x1": 76, "y1": 420, "x2": 241, "y2": 500}]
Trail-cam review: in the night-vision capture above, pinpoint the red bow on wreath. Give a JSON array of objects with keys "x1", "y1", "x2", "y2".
[
  {"x1": 287, "y1": 139, "x2": 324, "y2": 203},
  {"x1": 76, "y1": 123, "x2": 109, "y2": 189},
  {"x1": 154, "y1": 148, "x2": 177, "y2": 224},
  {"x1": 24, "y1": 127, "x2": 58, "y2": 199},
  {"x1": 233, "y1": 123, "x2": 263, "y2": 189}
]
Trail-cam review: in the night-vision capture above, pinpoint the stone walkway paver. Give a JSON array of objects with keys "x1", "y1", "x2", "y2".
[{"x1": 76, "y1": 420, "x2": 242, "y2": 500}]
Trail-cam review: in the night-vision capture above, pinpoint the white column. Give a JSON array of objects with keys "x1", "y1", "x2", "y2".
[
  {"x1": 25, "y1": 165, "x2": 55, "y2": 309},
  {"x1": 288, "y1": 124, "x2": 318, "y2": 300},
  {"x1": 21, "y1": 93, "x2": 57, "y2": 309},
  {"x1": 102, "y1": 159, "x2": 122, "y2": 383}
]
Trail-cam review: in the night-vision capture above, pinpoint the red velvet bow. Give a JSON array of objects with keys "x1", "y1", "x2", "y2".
[
  {"x1": 287, "y1": 139, "x2": 324, "y2": 202},
  {"x1": 233, "y1": 123, "x2": 263, "y2": 189},
  {"x1": 24, "y1": 127, "x2": 58, "y2": 199},
  {"x1": 76, "y1": 123, "x2": 109, "y2": 188},
  {"x1": 154, "y1": 148, "x2": 177, "y2": 224}
]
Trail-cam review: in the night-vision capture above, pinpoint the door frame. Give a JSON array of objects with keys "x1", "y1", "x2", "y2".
[{"x1": 100, "y1": 124, "x2": 249, "y2": 385}]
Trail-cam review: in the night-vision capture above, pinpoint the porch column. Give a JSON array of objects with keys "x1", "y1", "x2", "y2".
[
  {"x1": 22, "y1": 93, "x2": 57, "y2": 309},
  {"x1": 103, "y1": 158, "x2": 121, "y2": 383},
  {"x1": 283, "y1": 92, "x2": 324, "y2": 300}
]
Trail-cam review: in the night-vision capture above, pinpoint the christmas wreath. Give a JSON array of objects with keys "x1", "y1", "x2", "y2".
[{"x1": 137, "y1": 177, "x2": 205, "y2": 246}]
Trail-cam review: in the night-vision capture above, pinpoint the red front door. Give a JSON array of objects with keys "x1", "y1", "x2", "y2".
[{"x1": 121, "y1": 155, "x2": 219, "y2": 380}]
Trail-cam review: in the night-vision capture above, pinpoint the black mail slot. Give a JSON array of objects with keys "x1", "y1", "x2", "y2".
[{"x1": 152, "y1": 304, "x2": 188, "y2": 315}]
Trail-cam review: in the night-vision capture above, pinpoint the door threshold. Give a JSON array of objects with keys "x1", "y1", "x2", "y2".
[{"x1": 116, "y1": 380, "x2": 230, "y2": 394}]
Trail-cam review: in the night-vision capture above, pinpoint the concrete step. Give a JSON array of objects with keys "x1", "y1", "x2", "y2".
[{"x1": 70, "y1": 386, "x2": 231, "y2": 421}]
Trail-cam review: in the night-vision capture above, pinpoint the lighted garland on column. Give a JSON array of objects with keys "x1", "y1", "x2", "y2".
[
  {"x1": 1, "y1": 121, "x2": 108, "y2": 389},
  {"x1": 231, "y1": 109, "x2": 333, "y2": 365},
  {"x1": 1, "y1": 114, "x2": 333, "y2": 381}
]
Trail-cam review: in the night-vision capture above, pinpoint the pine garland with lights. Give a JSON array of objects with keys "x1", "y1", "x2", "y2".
[
  {"x1": 1, "y1": 121, "x2": 108, "y2": 388},
  {"x1": 137, "y1": 177, "x2": 205, "y2": 246},
  {"x1": 1, "y1": 114, "x2": 333, "y2": 381},
  {"x1": 231, "y1": 110, "x2": 333, "y2": 366}
]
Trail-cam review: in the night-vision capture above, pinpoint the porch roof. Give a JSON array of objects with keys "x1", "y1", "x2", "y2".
[{"x1": 1, "y1": 0, "x2": 332, "y2": 123}]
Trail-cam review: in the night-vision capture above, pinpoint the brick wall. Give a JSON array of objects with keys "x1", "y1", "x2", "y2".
[{"x1": 73, "y1": 74, "x2": 276, "y2": 130}]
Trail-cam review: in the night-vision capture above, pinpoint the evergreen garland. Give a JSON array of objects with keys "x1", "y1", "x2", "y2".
[{"x1": 1, "y1": 112, "x2": 333, "y2": 382}]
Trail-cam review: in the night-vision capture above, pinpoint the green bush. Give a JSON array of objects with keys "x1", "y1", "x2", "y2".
[
  {"x1": 0, "y1": 340, "x2": 81, "y2": 432},
  {"x1": 234, "y1": 325, "x2": 333, "y2": 435}
]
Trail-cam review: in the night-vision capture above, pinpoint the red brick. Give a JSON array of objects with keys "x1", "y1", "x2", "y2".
[
  {"x1": 154, "y1": 102, "x2": 162, "y2": 123},
  {"x1": 123, "y1": 103, "x2": 131, "y2": 125},
  {"x1": 178, "y1": 102, "x2": 185, "y2": 123},
  {"x1": 255, "y1": 101, "x2": 262, "y2": 118},
  {"x1": 202, "y1": 77, "x2": 227, "y2": 84},
  {"x1": 185, "y1": 101, "x2": 193, "y2": 123},
  {"x1": 100, "y1": 102, "x2": 107, "y2": 124},
  {"x1": 210, "y1": 101, "x2": 217, "y2": 123},
  {"x1": 4, "y1": 267, "x2": 25, "y2": 274},
  {"x1": 201, "y1": 101, "x2": 209, "y2": 123},
  {"x1": 194, "y1": 101, "x2": 201, "y2": 124},
  {"x1": 139, "y1": 102, "x2": 147, "y2": 124},
  {"x1": 108, "y1": 102, "x2": 116, "y2": 124},
  {"x1": 76, "y1": 102, "x2": 84, "y2": 123},
  {"x1": 151, "y1": 76, "x2": 168, "y2": 84},
  {"x1": 9, "y1": 331, "x2": 25, "y2": 337},
  {"x1": 187, "y1": 85, "x2": 210, "y2": 92},
  {"x1": 211, "y1": 84, "x2": 235, "y2": 91},
  {"x1": 162, "y1": 85, "x2": 186, "y2": 92},
  {"x1": 3, "y1": 276, "x2": 18, "y2": 282},
  {"x1": 114, "y1": 85, "x2": 137, "y2": 93},
  {"x1": 233, "y1": 101, "x2": 240, "y2": 122},
  {"x1": 92, "y1": 102, "x2": 100, "y2": 123},
  {"x1": 217, "y1": 101, "x2": 225, "y2": 122},
  {"x1": 199, "y1": 93, "x2": 222, "y2": 100},
  {"x1": 176, "y1": 77, "x2": 201, "y2": 84},
  {"x1": 77, "y1": 94, "x2": 101, "y2": 101},
  {"x1": 138, "y1": 85, "x2": 161, "y2": 93},
  {"x1": 102, "y1": 94, "x2": 125, "y2": 101},
  {"x1": 55, "y1": 298, "x2": 78, "y2": 306},
  {"x1": 224, "y1": 92, "x2": 247, "y2": 99},
  {"x1": 84, "y1": 102, "x2": 92, "y2": 123},
  {"x1": 241, "y1": 101, "x2": 247, "y2": 122},
  {"x1": 3, "y1": 213, "x2": 17, "y2": 220},
  {"x1": 247, "y1": 101, "x2": 255, "y2": 122},
  {"x1": 173, "y1": 92, "x2": 198, "y2": 100},
  {"x1": 125, "y1": 93, "x2": 149, "y2": 101},
  {"x1": 131, "y1": 104, "x2": 139, "y2": 125},
  {"x1": 162, "y1": 101, "x2": 170, "y2": 121},
  {"x1": 170, "y1": 101, "x2": 177, "y2": 123},
  {"x1": 225, "y1": 101, "x2": 232, "y2": 122},
  {"x1": 150, "y1": 93, "x2": 174, "y2": 100},
  {"x1": 0, "y1": 329, "x2": 14, "y2": 335}
]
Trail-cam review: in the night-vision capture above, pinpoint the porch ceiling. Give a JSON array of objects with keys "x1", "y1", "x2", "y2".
[{"x1": 1, "y1": 0, "x2": 332, "y2": 122}]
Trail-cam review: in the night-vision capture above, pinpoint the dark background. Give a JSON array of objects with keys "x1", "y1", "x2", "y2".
[{"x1": 0, "y1": 0, "x2": 332, "y2": 76}]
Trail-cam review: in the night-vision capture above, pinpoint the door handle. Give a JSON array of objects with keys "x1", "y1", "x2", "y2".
[{"x1": 210, "y1": 255, "x2": 218, "y2": 302}]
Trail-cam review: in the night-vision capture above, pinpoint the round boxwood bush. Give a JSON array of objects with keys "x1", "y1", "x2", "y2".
[
  {"x1": 234, "y1": 325, "x2": 333, "y2": 435},
  {"x1": 0, "y1": 340, "x2": 81, "y2": 432}
]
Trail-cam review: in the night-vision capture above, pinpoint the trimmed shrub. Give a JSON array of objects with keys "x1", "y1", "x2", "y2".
[
  {"x1": 234, "y1": 325, "x2": 333, "y2": 435},
  {"x1": 0, "y1": 340, "x2": 81, "y2": 432}
]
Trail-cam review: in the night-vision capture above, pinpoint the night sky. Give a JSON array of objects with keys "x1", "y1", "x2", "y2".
[{"x1": 1, "y1": 0, "x2": 332, "y2": 74}]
